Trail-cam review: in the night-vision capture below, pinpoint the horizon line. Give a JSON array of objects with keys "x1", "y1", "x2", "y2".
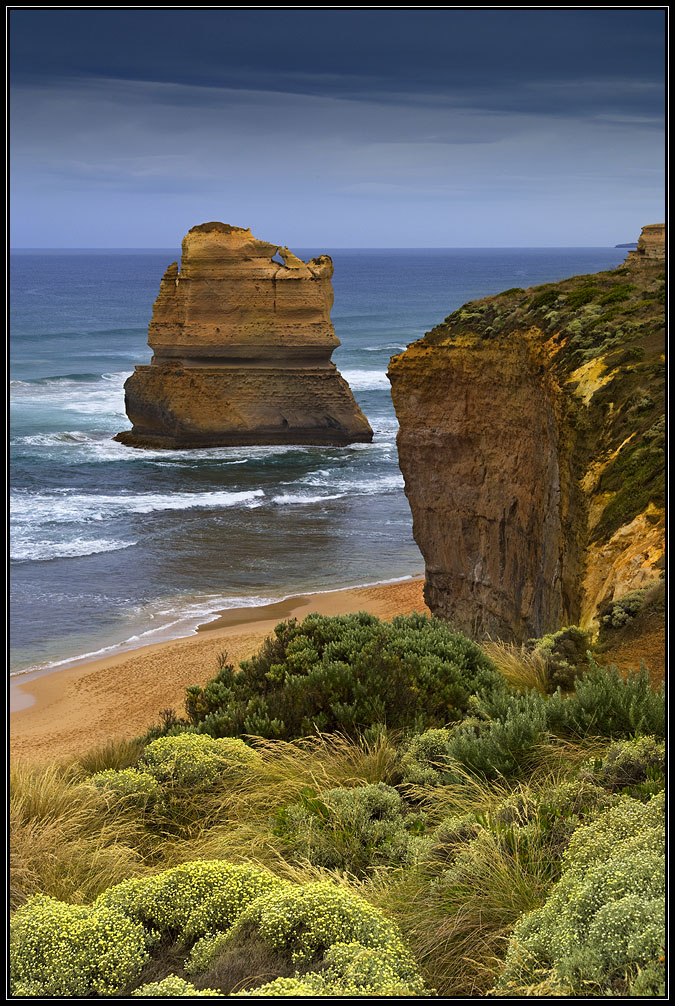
[{"x1": 10, "y1": 244, "x2": 630, "y2": 251}]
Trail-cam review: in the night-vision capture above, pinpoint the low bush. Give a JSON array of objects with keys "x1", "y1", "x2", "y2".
[
  {"x1": 96, "y1": 860, "x2": 283, "y2": 943},
  {"x1": 528, "y1": 625, "x2": 593, "y2": 691},
  {"x1": 272, "y1": 782, "x2": 428, "y2": 874},
  {"x1": 230, "y1": 941, "x2": 427, "y2": 996},
  {"x1": 565, "y1": 287, "x2": 601, "y2": 309},
  {"x1": 140, "y1": 734, "x2": 261, "y2": 789},
  {"x1": 132, "y1": 976, "x2": 220, "y2": 996},
  {"x1": 496, "y1": 792, "x2": 665, "y2": 996},
  {"x1": 598, "y1": 283, "x2": 636, "y2": 304},
  {"x1": 545, "y1": 661, "x2": 665, "y2": 739},
  {"x1": 399, "y1": 690, "x2": 548, "y2": 785},
  {"x1": 184, "y1": 612, "x2": 502, "y2": 740},
  {"x1": 89, "y1": 768, "x2": 163, "y2": 809},
  {"x1": 528, "y1": 289, "x2": 559, "y2": 311},
  {"x1": 579, "y1": 735, "x2": 665, "y2": 796},
  {"x1": 9, "y1": 894, "x2": 150, "y2": 997},
  {"x1": 599, "y1": 587, "x2": 649, "y2": 630},
  {"x1": 186, "y1": 880, "x2": 426, "y2": 995}
]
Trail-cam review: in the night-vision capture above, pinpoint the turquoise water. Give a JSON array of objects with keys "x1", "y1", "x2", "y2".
[{"x1": 10, "y1": 246, "x2": 626, "y2": 674}]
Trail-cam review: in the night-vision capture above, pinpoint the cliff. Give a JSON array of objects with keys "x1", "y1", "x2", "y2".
[
  {"x1": 115, "y1": 223, "x2": 372, "y2": 448},
  {"x1": 388, "y1": 226, "x2": 665, "y2": 642}
]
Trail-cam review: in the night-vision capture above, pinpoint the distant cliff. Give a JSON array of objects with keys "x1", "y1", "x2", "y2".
[
  {"x1": 115, "y1": 223, "x2": 372, "y2": 448},
  {"x1": 388, "y1": 225, "x2": 665, "y2": 642}
]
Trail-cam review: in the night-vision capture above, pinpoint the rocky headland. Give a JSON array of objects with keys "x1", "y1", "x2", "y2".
[
  {"x1": 115, "y1": 223, "x2": 372, "y2": 447},
  {"x1": 388, "y1": 224, "x2": 665, "y2": 643}
]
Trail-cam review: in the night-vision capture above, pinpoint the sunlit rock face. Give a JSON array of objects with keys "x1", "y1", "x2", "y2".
[
  {"x1": 388, "y1": 228, "x2": 665, "y2": 642},
  {"x1": 115, "y1": 223, "x2": 373, "y2": 448}
]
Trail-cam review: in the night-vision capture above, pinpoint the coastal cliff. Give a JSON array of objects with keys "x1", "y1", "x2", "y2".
[
  {"x1": 388, "y1": 225, "x2": 665, "y2": 642},
  {"x1": 115, "y1": 223, "x2": 372, "y2": 447}
]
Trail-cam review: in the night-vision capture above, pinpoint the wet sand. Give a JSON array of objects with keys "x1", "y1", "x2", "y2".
[{"x1": 10, "y1": 579, "x2": 427, "y2": 763}]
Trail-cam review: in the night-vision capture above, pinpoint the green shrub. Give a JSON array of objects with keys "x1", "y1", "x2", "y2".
[
  {"x1": 579, "y1": 736, "x2": 665, "y2": 796},
  {"x1": 400, "y1": 690, "x2": 548, "y2": 784},
  {"x1": 528, "y1": 288, "x2": 559, "y2": 312},
  {"x1": 186, "y1": 881, "x2": 425, "y2": 995},
  {"x1": 529, "y1": 625, "x2": 593, "y2": 691},
  {"x1": 496, "y1": 793, "x2": 665, "y2": 996},
  {"x1": 132, "y1": 976, "x2": 221, "y2": 996},
  {"x1": 499, "y1": 287, "x2": 525, "y2": 296},
  {"x1": 598, "y1": 283, "x2": 636, "y2": 305},
  {"x1": 545, "y1": 661, "x2": 665, "y2": 739},
  {"x1": 184, "y1": 612, "x2": 502, "y2": 740},
  {"x1": 97, "y1": 861, "x2": 282, "y2": 943},
  {"x1": 9, "y1": 894, "x2": 150, "y2": 997},
  {"x1": 399, "y1": 728, "x2": 457, "y2": 786},
  {"x1": 140, "y1": 734, "x2": 261, "y2": 788},
  {"x1": 272, "y1": 783, "x2": 428, "y2": 875},
  {"x1": 600, "y1": 587, "x2": 649, "y2": 630},
  {"x1": 89, "y1": 768, "x2": 163, "y2": 808},
  {"x1": 565, "y1": 287, "x2": 601, "y2": 309}
]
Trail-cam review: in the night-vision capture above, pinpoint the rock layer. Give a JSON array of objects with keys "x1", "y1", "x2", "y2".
[
  {"x1": 389, "y1": 230, "x2": 665, "y2": 642},
  {"x1": 115, "y1": 223, "x2": 372, "y2": 447}
]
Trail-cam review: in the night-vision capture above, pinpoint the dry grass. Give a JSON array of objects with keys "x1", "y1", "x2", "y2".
[
  {"x1": 373, "y1": 825, "x2": 553, "y2": 997},
  {"x1": 9, "y1": 760, "x2": 148, "y2": 909},
  {"x1": 482, "y1": 640, "x2": 550, "y2": 694}
]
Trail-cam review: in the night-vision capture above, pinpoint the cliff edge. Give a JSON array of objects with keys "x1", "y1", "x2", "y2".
[
  {"x1": 388, "y1": 225, "x2": 665, "y2": 642},
  {"x1": 115, "y1": 223, "x2": 372, "y2": 448}
]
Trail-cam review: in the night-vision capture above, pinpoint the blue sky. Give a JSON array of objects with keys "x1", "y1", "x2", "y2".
[{"x1": 9, "y1": 9, "x2": 666, "y2": 247}]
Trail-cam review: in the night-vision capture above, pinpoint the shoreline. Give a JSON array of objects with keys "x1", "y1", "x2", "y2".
[
  {"x1": 9, "y1": 573, "x2": 424, "y2": 686},
  {"x1": 10, "y1": 577, "x2": 428, "y2": 763}
]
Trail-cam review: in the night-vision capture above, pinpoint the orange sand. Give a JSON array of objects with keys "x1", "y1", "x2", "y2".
[{"x1": 10, "y1": 579, "x2": 427, "y2": 763}]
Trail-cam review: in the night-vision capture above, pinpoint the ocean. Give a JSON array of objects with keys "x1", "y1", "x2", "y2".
[{"x1": 10, "y1": 246, "x2": 627, "y2": 676}]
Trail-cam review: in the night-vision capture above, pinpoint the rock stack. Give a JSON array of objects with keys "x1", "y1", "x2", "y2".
[{"x1": 115, "y1": 223, "x2": 373, "y2": 448}]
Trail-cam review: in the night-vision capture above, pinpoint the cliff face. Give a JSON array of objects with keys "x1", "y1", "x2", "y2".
[
  {"x1": 115, "y1": 223, "x2": 372, "y2": 448},
  {"x1": 388, "y1": 228, "x2": 665, "y2": 642}
]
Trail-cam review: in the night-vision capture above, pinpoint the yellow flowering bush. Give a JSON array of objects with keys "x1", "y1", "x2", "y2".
[
  {"x1": 140, "y1": 734, "x2": 261, "y2": 788},
  {"x1": 231, "y1": 976, "x2": 317, "y2": 996},
  {"x1": 97, "y1": 860, "x2": 281, "y2": 941},
  {"x1": 230, "y1": 942, "x2": 426, "y2": 997},
  {"x1": 9, "y1": 894, "x2": 150, "y2": 997},
  {"x1": 132, "y1": 975, "x2": 221, "y2": 996},
  {"x1": 89, "y1": 767, "x2": 163, "y2": 807},
  {"x1": 496, "y1": 792, "x2": 665, "y2": 996},
  {"x1": 186, "y1": 880, "x2": 426, "y2": 994}
]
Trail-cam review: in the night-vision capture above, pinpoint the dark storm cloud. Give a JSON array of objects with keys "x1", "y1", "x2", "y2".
[
  {"x1": 9, "y1": 9, "x2": 665, "y2": 117},
  {"x1": 8, "y1": 9, "x2": 666, "y2": 247}
]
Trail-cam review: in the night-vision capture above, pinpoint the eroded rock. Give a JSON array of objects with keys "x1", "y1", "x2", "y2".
[{"x1": 115, "y1": 223, "x2": 372, "y2": 447}]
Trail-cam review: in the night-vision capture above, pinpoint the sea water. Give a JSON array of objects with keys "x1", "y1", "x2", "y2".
[{"x1": 10, "y1": 246, "x2": 627, "y2": 675}]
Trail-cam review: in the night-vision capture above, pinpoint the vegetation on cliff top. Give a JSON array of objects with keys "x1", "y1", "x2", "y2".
[{"x1": 11, "y1": 613, "x2": 665, "y2": 997}]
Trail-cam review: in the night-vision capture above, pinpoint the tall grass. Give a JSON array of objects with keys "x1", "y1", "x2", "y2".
[
  {"x1": 482, "y1": 640, "x2": 550, "y2": 694},
  {"x1": 372, "y1": 821, "x2": 554, "y2": 996},
  {"x1": 9, "y1": 760, "x2": 147, "y2": 909}
]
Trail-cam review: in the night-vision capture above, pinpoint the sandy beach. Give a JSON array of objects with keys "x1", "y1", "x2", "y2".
[{"x1": 10, "y1": 578, "x2": 427, "y2": 763}]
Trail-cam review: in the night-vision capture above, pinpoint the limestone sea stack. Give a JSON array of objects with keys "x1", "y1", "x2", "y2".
[
  {"x1": 115, "y1": 223, "x2": 373, "y2": 447},
  {"x1": 388, "y1": 226, "x2": 665, "y2": 643}
]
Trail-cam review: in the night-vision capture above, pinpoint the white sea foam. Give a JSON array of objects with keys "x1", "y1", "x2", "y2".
[
  {"x1": 10, "y1": 488, "x2": 266, "y2": 524},
  {"x1": 10, "y1": 371, "x2": 129, "y2": 417},
  {"x1": 272, "y1": 492, "x2": 346, "y2": 505},
  {"x1": 340, "y1": 369, "x2": 391, "y2": 390},
  {"x1": 362, "y1": 343, "x2": 408, "y2": 352},
  {"x1": 11, "y1": 538, "x2": 136, "y2": 563}
]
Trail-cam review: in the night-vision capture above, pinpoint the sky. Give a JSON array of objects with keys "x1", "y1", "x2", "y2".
[{"x1": 9, "y1": 9, "x2": 666, "y2": 248}]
